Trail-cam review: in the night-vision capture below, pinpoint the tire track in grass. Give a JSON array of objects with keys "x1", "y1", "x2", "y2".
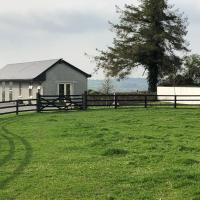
[
  {"x1": 0, "y1": 134, "x2": 15, "y2": 167},
  {"x1": 0, "y1": 117, "x2": 32, "y2": 189}
]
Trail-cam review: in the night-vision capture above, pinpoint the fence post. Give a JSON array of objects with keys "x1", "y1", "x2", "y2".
[
  {"x1": 174, "y1": 95, "x2": 177, "y2": 109},
  {"x1": 16, "y1": 100, "x2": 19, "y2": 115},
  {"x1": 36, "y1": 93, "x2": 41, "y2": 112},
  {"x1": 114, "y1": 94, "x2": 118, "y2": 109},
  {"x1": 82, "y1": 91, "x2": 88, "y2": 110},
  {"x1": 144, "y1": 95, "x2": 147, "y2": 108}
]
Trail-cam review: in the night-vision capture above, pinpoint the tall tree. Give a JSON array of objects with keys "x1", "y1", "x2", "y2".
[{"x1": 94, "y1": 0, "x2": 189, "y2": 93}]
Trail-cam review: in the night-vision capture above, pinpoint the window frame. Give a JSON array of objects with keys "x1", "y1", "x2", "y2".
[{"x1": 57, "y1": 83, "x2": 74, "y2": 96}]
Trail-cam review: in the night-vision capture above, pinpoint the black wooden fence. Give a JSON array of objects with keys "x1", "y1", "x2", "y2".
[
  {"x1": 85, "y1": 94, "x2": 200, "y2": 108},
  {"x1": 0, "y1": 99, "x2": 37, "y2": 115},
  {"x1": 1, "y1": 93, "x2": 200, "y2": 115}
]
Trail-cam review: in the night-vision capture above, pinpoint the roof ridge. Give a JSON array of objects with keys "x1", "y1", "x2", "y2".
[{"x1": 6, "y1": 58, "x2": 62, "y2": 66}]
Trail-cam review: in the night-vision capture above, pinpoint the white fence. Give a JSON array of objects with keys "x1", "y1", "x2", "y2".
[{"x1": 157, "y1": 87, "x2": 200, "y2": 105}]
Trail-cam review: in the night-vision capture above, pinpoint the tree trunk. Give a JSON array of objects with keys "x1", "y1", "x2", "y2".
[{"x1": 148, "y1": 65, "x2": 158, "y2": 93}]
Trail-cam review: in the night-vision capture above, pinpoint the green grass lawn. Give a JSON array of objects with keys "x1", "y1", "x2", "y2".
[{"x1": 1, "y1": 108, "x2": 200, "y2": 200}]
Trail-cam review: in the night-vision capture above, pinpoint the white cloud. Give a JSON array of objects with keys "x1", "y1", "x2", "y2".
[
  {"x1": 0, "y1": 0, "x2": 135, "y2": 13},
  {"x1": 0, "y1": 0, "x2": 199, "y2": 79}
]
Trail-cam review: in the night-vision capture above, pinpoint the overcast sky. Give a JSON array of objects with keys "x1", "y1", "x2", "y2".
[{"x1": 0, "y1": 0, "x2": 199, "y2": 79}]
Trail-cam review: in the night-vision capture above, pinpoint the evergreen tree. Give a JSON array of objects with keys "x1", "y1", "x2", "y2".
[{"x1": 94, "y1": 0, "x2": 189, "y2": 92}]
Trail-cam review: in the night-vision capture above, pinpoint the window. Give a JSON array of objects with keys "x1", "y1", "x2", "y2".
[
  {"x1": 59, "y1": 84, "x2": 65, "y2": 96},
  {"x1": 2, "y1": 91, "x2": 5, "y2": 102},
  {"x1": 9, "y1": 82, "x2": 13, "y2": 101},
  {"x1": 19, "y1": 82, "x2": 22, "y2": 97},
  {"x1": 66, "y1": 84, "x2": 71, "y2": 96},
  {"x1": 37, "y1": 85, "x2": 41, "y2": 94},
  {"x1": 29, "y1": 85, "x2": 33, "y2": 98},
  {"x1": 2, "y1": 82, "x2": 5, "y2": 102},
  {"x1": 9, "y1": 91, "x2": 13, "y2": 101},
  {"x1": 58, "y1": 83, "x2": 72, "y2": 96}
]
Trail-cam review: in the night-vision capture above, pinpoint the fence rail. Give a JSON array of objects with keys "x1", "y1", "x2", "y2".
[
  {"x1": 0, "y1": 99, "x2": 37, "y2": 115},
  {"x1": 1, "y1": 94, "x2": 200, "y2": 115},
  {"x1": 86, "y1": 94, "x2": 200, "y2": 108}
]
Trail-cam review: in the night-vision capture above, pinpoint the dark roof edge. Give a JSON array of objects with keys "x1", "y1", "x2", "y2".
[{"x1": 0, "y1": 79, "x2": 33, "y2": 81}]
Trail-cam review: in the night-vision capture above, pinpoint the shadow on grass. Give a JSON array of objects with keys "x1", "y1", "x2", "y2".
[
  {"x1": 0, "y1": 126, "x2": 32, "y2": 189},
  {"x1": 0, "y1": 134, "x2": 15, "y2": 167}
]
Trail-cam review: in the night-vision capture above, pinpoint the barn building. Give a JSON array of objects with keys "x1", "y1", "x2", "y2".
[{"x1": 0, "y1": 59, "x2": 91, "y2": 101}]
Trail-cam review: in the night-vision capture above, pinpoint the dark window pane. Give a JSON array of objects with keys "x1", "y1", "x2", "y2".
[
  {"x1": 19, "y1": 82, "x2": 22, "y2": 96},
  {"x1": 66, "y1": 84, "x2": 71, "y2": 95},
  {"x1": 59, "y1": 84, "x2": 65, "y2": 96},
  {"x1": 2, "y1": 91, "x2": 5, "y2": 102},
  {"x1": 9, "y1": 90, "x2": 13, "y2": 101}
]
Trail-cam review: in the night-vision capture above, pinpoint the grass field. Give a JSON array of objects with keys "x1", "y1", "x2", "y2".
[{"x1": 1, "y1": 108, "x2": 200, "y2": 200}]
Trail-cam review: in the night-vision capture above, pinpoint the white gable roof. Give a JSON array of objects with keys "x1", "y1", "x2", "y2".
[{"x1": 0, "y1": 59, "x2": 91, "y2": 80}]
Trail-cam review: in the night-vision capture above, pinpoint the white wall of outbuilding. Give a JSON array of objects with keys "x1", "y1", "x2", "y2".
[{"x1": 157, "y1": 86, "x2": 200, "y2": 105}]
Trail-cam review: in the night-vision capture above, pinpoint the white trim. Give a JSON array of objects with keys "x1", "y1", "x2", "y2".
[{"x1": 56, "y1": 81, "x2": 77, "y2": 84}]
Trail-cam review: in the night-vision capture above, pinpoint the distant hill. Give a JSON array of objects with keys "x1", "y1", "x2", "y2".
[{"x1": 88, "y1": 78, "x2": 148, "y2": 92}]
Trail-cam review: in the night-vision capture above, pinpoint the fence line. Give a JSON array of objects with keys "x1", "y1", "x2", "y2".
[
  {"x1": 0, "y1": 99, "x2": 37, "y2": 115},
  {"x1": 1, "y1": 94, "x2": 200, "y2": 115},
  {"x1": 84, "y1": 93, "x2": 200, "y2": 108}
]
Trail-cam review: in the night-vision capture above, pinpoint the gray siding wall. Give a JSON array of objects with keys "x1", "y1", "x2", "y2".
[{"x1": 42, "y1": 62, "x2": 88, "y2": 95}]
